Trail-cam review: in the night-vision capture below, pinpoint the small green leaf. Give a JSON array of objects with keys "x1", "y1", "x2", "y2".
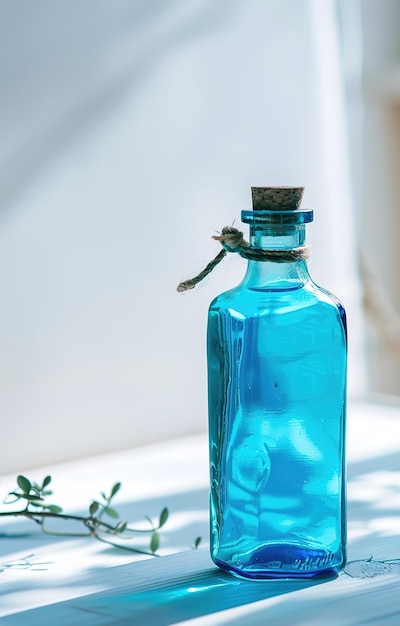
[
  {"x1": 89, "y1": 501, "x2": 99, "y2": 516},
  {"x1": 17, "y1": 475, "x2": 31, "y2": 494},
  {"x1": 7, "y1": 491, "x2": 23, "y2": 501},
  {"x1": 144, "y1": 515, "x2": 154, "y2": 529},
  {"x1": 194, "y1": 536, "x2": 202, "y2": 549},
  {"x1": 42, "y1": 476, "x2": 52, "y2": 489},
  {"x1": 110, "y1": 482, "x2": 121, "y2": 498},
  {"x1": 100, "y1": 491, "x2": 107, "y2": 501},
  {"x1": 158, "y1": 507, "x2": 169, "y2": 528},
  {"x1": 45, "y1": 504, "x2": 63, "y2": 514},
  {"x1": 115, "y1": 521, "x2": 127, "y2": 534},
  {"x1": 21, "y1": 494, "x2": 45, "y2": 502},
  {"x1": 103, "y1": 506, "x2": 119, "y2": 519},
  {"x1": 150, "y1": 531, "x2": 160, "y2": 553}
]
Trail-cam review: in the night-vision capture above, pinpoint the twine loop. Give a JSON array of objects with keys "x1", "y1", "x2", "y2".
[
  {"x1": 212, "y1": 226, "x2": 247, "y2": 252},
  {"x1": 177, "y1": 226, "x2": 310, "y2": 293}
]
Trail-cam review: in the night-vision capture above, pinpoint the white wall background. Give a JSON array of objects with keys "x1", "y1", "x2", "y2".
[
  {"x1": 357, "y1": 0, "x2": 400, "y2": 395},
  {"x1": 0, "y1": 0, "x2": 365, "y2": 473}
]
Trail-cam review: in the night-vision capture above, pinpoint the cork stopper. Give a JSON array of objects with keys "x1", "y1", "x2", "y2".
[{"x1": 251, "y1": 186, "x2": 304, "y2": 211}]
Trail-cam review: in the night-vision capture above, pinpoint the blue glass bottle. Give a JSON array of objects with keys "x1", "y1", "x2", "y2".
[{"x1": 207, "y1": 187, "x2": 347, "y2": 579}]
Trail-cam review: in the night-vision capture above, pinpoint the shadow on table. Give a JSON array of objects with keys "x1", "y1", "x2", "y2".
[
  {"x1": 346, "y1": 449, "x2": 400, "y2": 562},
  {"x1": 3, "y1": 548, "x2": 336, "y2": 626},
  {"x1": 3, "y1": 441, "x2": 400, "y2": 624}
]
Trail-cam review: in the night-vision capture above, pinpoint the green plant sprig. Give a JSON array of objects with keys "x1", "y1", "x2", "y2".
[{"x1": 1, "y1": 474, "x2": 170, "y2": 556}]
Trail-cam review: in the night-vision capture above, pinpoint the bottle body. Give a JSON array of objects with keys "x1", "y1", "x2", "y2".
[{"x1": 207, "y1": 250, "x2": 347, "y2": 578}]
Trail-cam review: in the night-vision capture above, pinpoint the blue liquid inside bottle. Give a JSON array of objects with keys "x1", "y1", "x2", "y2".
[{"x1": 207, "y1": 189, "x2": 347, "y2": 579}]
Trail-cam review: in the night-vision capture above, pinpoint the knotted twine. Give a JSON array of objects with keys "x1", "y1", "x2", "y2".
[{"x1": 177, "y1": 226, "x2": 310, "y2": 293}]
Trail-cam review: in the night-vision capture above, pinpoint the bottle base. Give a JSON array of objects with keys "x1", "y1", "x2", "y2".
[{"x1": 213, "y1": 543, "x2": 344, "y2": 580}]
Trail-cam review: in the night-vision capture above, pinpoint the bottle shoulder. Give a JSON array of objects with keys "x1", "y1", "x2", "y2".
[{"x1": 209, "y1": 280, "x2": 346, "y2": 320}]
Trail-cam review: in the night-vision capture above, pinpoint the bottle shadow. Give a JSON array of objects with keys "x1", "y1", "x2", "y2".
[
  {"x1": 5, "y1": 549, "x2": 337, "y2": 625},
  {"x1": 73, "y1": 554, "x2": 337, "y2": 626}
]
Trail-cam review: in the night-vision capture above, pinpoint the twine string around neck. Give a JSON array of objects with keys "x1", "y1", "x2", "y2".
[{"x1": 177, "y1": 226, "x2": 310, "y2": 293}]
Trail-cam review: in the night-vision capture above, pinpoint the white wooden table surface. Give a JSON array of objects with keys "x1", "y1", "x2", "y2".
[{"x1": 1, "y1": 399, "x2": 400, "y2": 625}]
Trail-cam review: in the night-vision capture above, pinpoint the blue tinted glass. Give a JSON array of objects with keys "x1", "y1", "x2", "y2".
[{"x1": 207, "y1": 272, "x2": 347, "y2": 579}]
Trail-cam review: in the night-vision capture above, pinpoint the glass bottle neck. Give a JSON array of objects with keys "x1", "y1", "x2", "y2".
[{"x1": 243, "y1": 224, "x2": 311, "y2": 291}]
